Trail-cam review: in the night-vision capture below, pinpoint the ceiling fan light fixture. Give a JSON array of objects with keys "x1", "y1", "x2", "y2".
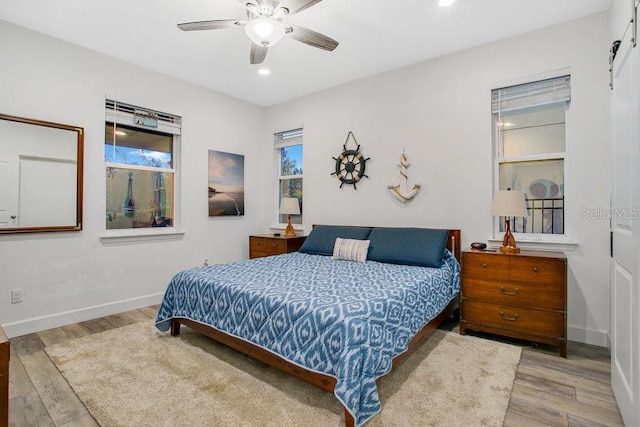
[{"x1": 244, "y1": 18, "x2": 285, "y2": 47}]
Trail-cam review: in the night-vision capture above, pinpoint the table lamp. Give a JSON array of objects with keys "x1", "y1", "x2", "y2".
[
  {"x1": 490, "y1": 189, "x2": 527, "y2": 254},
  {"x1": 279, "y1": 197, "x2": 300, "y2": 237}
]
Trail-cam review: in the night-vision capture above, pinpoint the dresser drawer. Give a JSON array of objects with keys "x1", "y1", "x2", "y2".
[
  {"x1": 462, "y1": 253, "x2": 510, "y2": 281},
  {"x1": 509, "y1": 256, "x2": 566, "y2": 284},
  {"x1": 462, "y1": 300, "x2": 564, "y2": 337},
  {"x1": 250, "y1": 237, "x2": 285, "y2": 253},
  {"x1": 462, "y1": 277, "x2": 565, "y2": 310},
  {"x1": 249, "y1": 235, "x2": 307, "y2": 259}
]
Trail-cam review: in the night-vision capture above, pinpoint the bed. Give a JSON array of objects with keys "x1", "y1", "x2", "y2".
[{"x1": 156, "y1": 226, "x2": 461, "y2": 427}]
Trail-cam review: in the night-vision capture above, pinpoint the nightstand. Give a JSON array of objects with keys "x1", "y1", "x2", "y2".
[
  {"x1": 249, "y1": 234, "x2": 307, "y2": 259},
  {"x1": 460, "y1": 248, "x2": 567, "y2": 357}
]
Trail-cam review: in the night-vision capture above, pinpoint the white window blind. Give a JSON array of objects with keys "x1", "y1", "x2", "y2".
[
  {"x1": 105, "y1": 99, "x2": 181, "y2": 135},
  {"x1": 492, "y1": 75, "x2": 571, "y2": 113},
  {"x1": 274, "y1": 128, "x2": 303, "y2": 148}
]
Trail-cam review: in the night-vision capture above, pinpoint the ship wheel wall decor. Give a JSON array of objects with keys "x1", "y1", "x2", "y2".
[{"x1": 331, "y1": 131, "x2": 370, "y2": 189}]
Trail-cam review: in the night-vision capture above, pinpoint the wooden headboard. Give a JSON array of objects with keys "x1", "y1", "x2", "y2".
[{"x1": 447, "y1": 229, "x2": 461, "y2": 263}]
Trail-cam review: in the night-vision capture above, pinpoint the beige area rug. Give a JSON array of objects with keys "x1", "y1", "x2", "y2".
[{"x1": 45, "y1": 322, "x2": 521, "y2": 427}]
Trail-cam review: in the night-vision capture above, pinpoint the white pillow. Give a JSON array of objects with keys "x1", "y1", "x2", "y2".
[{"x1": 332, "y1": 238, "x2": 370, "y2": 263}]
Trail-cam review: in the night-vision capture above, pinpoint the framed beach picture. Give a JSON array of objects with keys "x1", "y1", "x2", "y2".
[{"x1": 208, "y1": 150, "x2": 245, "y2": 216}]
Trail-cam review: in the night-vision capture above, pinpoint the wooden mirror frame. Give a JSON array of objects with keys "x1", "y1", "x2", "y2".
[{"x1": 0, "y1": 113, "x2": 84, "y2": 234}]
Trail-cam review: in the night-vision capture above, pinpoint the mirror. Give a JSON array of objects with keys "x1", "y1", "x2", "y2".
[{"x1": 0, "y1": 113, "x2": 83, "y2": 234}]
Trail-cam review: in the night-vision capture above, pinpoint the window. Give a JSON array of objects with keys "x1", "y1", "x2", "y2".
[
  {"x1": 492, "y1": 75, "x2": 570, "y2": 236},
  {"x1": 275, "y1": 129, "x2": 303, "y2": 225},
  {"x1": 105, "y1": 100, "x2": 181, "y2": 231}
]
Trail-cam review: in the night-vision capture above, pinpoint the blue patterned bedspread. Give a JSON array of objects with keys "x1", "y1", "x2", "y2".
[{"x1": 156, "y1": 251, "x2": 460, "y2": 426}]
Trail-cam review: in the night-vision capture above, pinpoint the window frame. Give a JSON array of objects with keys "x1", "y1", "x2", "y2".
[
  {"x1": 274, "y1": 129, "x2": 303, "y2": 229},
  {"x1": 491, "y1": 74, "x2": 574, "y2": 246},
  {"x1": 101, "y1": 100, "x2": 182, "y2": 241}
]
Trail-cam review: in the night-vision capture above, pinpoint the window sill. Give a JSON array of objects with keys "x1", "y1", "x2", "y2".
[
  {"x1": 270, "y1": 223, "x2": 304, "y2": 231},
  {"x1": 487, "y1": 238, "x2": 578, "y2": 252},
  {"x1": 100, "y1": 228, "x2": 185, "y2": 244}
]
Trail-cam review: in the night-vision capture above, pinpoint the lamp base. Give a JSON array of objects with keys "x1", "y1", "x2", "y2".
[
  {"x1": 284, "y1": 222, "x2": 296, "y2": 237},
  {"x1": 499, "y1": 246, "x2": 521, "y2": 254},
  {"x1": 499, "y1": 219, "x2": 520, "y2": 254}
]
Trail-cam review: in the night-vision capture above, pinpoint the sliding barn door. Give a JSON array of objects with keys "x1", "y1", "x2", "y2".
[{"x1": 610, "y1": 2, "x2": 639, "y2": 425}]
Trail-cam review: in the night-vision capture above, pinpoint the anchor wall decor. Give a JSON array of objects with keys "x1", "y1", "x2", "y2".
[{"x1": 388, "y1": 151, "x2": 421, "y2": 202}]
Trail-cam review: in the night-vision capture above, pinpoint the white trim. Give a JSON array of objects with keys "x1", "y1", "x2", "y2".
[
  {"x1": 270, "y1": 223, "x2": 304, "y2": 231},
  {"x1": 278, "y1": 173, "x2": 303, "y2": 180},
  {"x1": 100, "y1": 228, "x2": 185, "y2": 243},
  {"x1": 105, "y1": 99, "x2": 181, "y2": 235},
  {"x1": 487, "y1": 237, "x2": 578, "y2": 252},
  {"x1": 275, "y1": 129, "x2": 303, "y2": 225},
  {"x1": 105, "y1": 162, "x2": 175, "y2": 174},
  {"x1": 2, "y1": 293, "x2": 164, "y2": 338},
  {"x1": 492, "y1": 74, "x2": 570, "y2": 241},
  {"x1": 497, "y1": 152, "x2": 566, "y2": 163},
  {"x1": 567, "y1": 324, "x2": 609, "y2": 348}
]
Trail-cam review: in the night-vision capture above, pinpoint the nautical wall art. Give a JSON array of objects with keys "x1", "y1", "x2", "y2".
[
  {"x1": 388, "y1": 151, "x2": 421, "y2": 202},
  {"x1": 208, "y1": 150, "x2": 245, "y2": 216},
  {"x1": 331, "y1": 131, "x2": 370, "y2": 189}
]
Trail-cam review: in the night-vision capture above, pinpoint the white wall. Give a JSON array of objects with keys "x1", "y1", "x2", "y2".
[
  {"x1": 0, "y1": 20, "x2": 267, "y2": 337},
  {"x1": 0, "y1": 13, "x2": 612, "y2": 346},
  {"x1": 264, "y1": 13, "x2": 611, "y2": 346}
]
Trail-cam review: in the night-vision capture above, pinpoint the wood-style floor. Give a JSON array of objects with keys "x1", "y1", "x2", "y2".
[{"x1": 7, "y1": 307, "x2": 624, "y2": 427}]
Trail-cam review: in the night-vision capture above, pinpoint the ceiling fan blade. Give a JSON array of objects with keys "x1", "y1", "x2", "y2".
[
  {"x1": 286, "y1": 24, "x2": 338, "y2": 51},
  {"x1": 250, "y1": 43, "x2": 268, "y2": 64},
  {"x1": 177, "y1": 20, "x2": 244, "y2": 31},
  {"x1": 279, "y1": 0, "x2": 323, "y2": 16}
]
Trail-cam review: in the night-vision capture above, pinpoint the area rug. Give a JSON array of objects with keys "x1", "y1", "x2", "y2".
[{"x1": 46, "y1": 321, "x2": 521, "y2": 427}]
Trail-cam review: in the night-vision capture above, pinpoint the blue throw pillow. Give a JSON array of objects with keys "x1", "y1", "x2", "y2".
[
  {"x1": 298, "y1": 225, "x2": 373, "y2": 256},
  {"x1": 367, "y1": 227, "x2": 449, "y2": 267}
]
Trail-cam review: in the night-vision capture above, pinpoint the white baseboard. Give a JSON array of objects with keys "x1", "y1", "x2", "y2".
[
  {"x1": 568, "y1": 324, "x2": 609, "y2": 348},
  {"x1": 2, "y1": 293, "x2": 164, "y2": 338}
]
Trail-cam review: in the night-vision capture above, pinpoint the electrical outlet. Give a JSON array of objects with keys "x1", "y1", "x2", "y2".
[{"x1": 11, "y1": 289, "x2": 23, "y2": 304}]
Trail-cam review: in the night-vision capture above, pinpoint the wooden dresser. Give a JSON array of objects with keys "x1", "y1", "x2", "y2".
[
  {"x1": 249, "y1": 234, "x2": 307, "y2": 259},
  {"x1": 0, "y1": 325, "x2": 9, "y2": 427},
  {"x1": 460, "y1": 248, "x2": 567, "y2": 357}
]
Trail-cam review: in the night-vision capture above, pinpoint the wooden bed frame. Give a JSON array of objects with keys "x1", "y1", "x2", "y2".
[{"x1": 170, "y1": 229, "x2": 461, "y2": 427}]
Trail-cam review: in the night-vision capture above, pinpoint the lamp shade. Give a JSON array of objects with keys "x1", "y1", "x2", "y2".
[
  {"x1": 490, "y1": 190, "x2": 527, "y2": 217},
  {"x1": 279, "y1": 197, "x2": 300, "y2": 215},
  {"x1": 244, "y1": 18, "x2": 286, "y2": 47}
]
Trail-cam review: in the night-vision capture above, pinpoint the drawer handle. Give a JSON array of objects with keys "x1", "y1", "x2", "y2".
[
  {"x1": 482, "y1": 263, "x2": 488, "y2": 268},
  {"x1": 500, "y1": 286, "x2": 520, "y2": 296},
  {"x1": 532, "y1": 267, "x2": 539, "y2": 273},
  {"x1": 499, "y1": 311, "x2": 519, "y2": 321}
]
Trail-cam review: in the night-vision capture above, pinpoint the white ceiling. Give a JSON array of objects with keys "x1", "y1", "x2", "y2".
[{"x1": 0, "y1": 0, "x2": 611, "y2": 107}]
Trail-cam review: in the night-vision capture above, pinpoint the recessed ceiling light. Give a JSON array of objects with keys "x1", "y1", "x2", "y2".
[
  {"x1": 258, "y1": 68, "x2": 270, "y2": 76},
  {"x1": 438, "y1": 0, "x2": 455, "y2": 6}
]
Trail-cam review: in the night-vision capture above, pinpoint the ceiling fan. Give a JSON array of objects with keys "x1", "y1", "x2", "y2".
[{"x1": 177, "y1": 0, "x2": 339, "y2": 65}]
